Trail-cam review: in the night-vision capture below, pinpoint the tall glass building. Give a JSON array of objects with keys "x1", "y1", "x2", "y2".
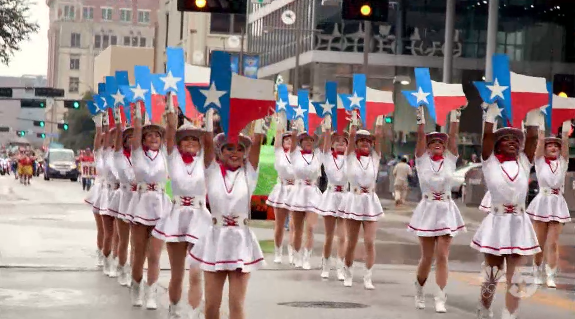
[{"x1": 247, "y1": 0, "x2": 575, "y2": 152}]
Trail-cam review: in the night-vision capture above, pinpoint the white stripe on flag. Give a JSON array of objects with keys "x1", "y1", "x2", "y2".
[
  {"x1": 431, "y1": 81, "x2": 466, "y2": 97},
  {"x1": 510, "y1": 72, "x2": 548, "y2": 94},
  {"x1": 366, "y1": 86, "x2": 394, "y2": 103},
  {"x1": 552, "y1": 95, "x2": 575, "y2": 110},
  {"x1": 230, "y1": 74, "x2": 275, "y2": 101}
]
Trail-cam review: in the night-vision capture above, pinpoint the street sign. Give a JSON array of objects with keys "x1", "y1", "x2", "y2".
[
  {"x1": 34, "y1": 87, "x2": 65, "y2": 97},
  {"x1": 0, "y1": 87, "x2": 13, "y2": 98}
]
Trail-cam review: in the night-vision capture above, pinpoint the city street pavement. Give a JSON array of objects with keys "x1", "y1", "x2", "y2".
[{"x1": 1, "y1": 175, "x2": 574, "y2": 319}]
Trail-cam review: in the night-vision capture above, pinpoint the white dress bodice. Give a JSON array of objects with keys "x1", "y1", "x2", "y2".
[
  {"x1": 291, "y1": 147, "x2": 321, "y2": 181},
  {"x1": 534, "y1": 156, "x2": 567, "y2": 190},
  {"x1": 168, "y1": 148, "x2": 206, "y2": 197},
  {"x1": 346, "y1": 151, "x2": 380, "y2": 189},
  {"x1": 103, "y1": 149, "x2": 118, "y2": 182},
  {"x1": 416, "y1": 152, "x2": 457, "y2": 194},
  {"x1": 114, "y1": 150, "x2": 135, "y2": 184},
  {"x1": 132, "y1": 146, "x2": 168, "y2": 184},
  {"x1": 482, "y1": 153, "x2": 531, "y2": 206},
  {"x1": 322, "y1": 151, "x2": 347, "y2": 186},
  {"x1": 274, "y1": 148, "x2": 296, "y2": 180}
]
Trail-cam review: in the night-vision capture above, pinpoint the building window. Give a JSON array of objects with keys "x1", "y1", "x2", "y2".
[
  {"x1": 111, "y1": 35, "x2": 117, "y2": 45},
  {"x1": 123, "y1": 36, "x2": 131, "y2": 46},
  {"x1": 210, "y1": 13, "x2": 246, "y2": 34},
  {"x1": 70, "y1": 56, "x2": 80, "y2": 70},
  {"x1": 180, "y1": 11, "x2": 185, "y2": 40},
  {"x1": 138, "y1": 10, "x2": 151, "y2": 24},
  {"x1": 132, "y1": 37, "x2": 138, "y2": 46},
  {"x1": 102, "y1": 35, "x2": 109, "y2": 49},
  {"x1": 71, "y1": 33, "x2": 81, "y2": 48},
  {"x1": 101, "y1": 7, "x2": 113, "y2": 21},
  {"x1": 94, "y1": 35, "x2": 101, "y2": 48},
  {"x1": 120, "y1": 9, "x2": 132, "y2": 23},
  {"x1": 69, "y1": 77, "x2": 80, "y2": 93},
  {"x1": 82, "y1": 7, "x2": 93, "y2": 20},
  {"x1": 232, "y1": 14, "x2": 246, "y2": 34},
  {"x1": 140, "y1": 38, "x2": 147, "y2": 47},
  {"x1": 62, "y1": 5, "x2": 75, "y2": 20}
]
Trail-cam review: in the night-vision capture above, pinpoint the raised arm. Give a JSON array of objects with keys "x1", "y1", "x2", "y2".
[
  {"x1": 93, "y1": 113, "x2": 104, "y2": 151},
  {"x1": 274, "y1": 112, "x2": 286, "y2": 149},
  {"x1": 203, "y1": 109, "x2": 215, "y2": 168},
  {"x1": 289, "y1": 121, "x2": 298, "y2": 153},
  {"x1": 482, "y1": 103, "x2": 500, "y2": 161},
  {"x1": 248, "y1": 119, "x2": 266, "y2": 169},
  {"x1": 132, "y1": 103, "x2": 143, "y2": 150},
  {"x1": 165, "y1": 111, "x2": 177, "y2": 155},
  {"x1": 524, "y1": 109, "x2": 542, "y2": 163},
  {"x1": 346, "y1": 124, "x2": 357, "y2": 155},
  {"x1": 534, "y1": 130, "x2": 545, "y2": 159},
  {"x1": 561, "y1": 121, "x2": 571, "y2": 160},
  {"x1": 113, "y1": 111, "x2": 123, "y2": 151},
  {"x1": 374, "y1": 116, "x2": 385, "y2": 157},
  {"x1": 447, "y1": 109, "x2": 461, "y2": 156},
  {"x1": 415, "y1": 106, "x2": 426, "y2": 158}
]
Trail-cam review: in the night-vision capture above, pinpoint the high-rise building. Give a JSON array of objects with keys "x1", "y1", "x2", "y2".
[{"x1": 45, "y1": 0, "x2": 159, "y2": 136}]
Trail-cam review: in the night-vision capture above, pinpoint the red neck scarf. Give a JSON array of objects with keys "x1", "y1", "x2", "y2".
[
  {"x1": 545, "y1": 156, "x2": 558, "y2": 164},
  {"x1": 301, "y1": 149, "x2": 313, "y2": 155},
  {"x1": 219, "y1": 163, "x2": 240, "y2": 177},
  {"x1": 283, "y1": 147, "x2": 290, "y2": 153},
  {"x1": 430, "y1": 154, "x2": 444, "y2": 162},
  {"x1": 355, "y1": 150, "x2": 370, "y2": 160},
  {"x1": 123, "y1": 147, "x2": 131, "y2": 159},
  {"x1": 332, "y1": 150, "x2": 345, "y2": 158},
  {"x1": 179, "y1": 148, "x2": 196, "y2": 164},
  {"x1": 495, "y1": 153, "x2": 516, "y2": 163}
]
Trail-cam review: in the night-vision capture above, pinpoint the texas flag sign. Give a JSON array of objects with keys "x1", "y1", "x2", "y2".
[
  {"x1": 295, "y1": 90, "x2": 311, "y2": 132},
  {"x1": 550, "y1": 94, "x2": 575, "y2": 133},
  {"x1": 311, "y1": 82, "x2": 339, "y2": 130},
  {"x1": 133, "y1": 65, "x2": 152, "y2": 119},
  {"x1": 276, "y1": 83, "x2": 296, "y2": 120},
  {"x1": 165, "y1": 47, "x2": 186, "y2": 113},
  {"x1": 431, "y1": 81, "x2": 467, "y2": 126},
  {"x1": 96, "y1": 83, "x2": 108, "y2": 110},
  {"x1": 508, "y1": 72, "x2": 549, "y2": 128},
  {"x1": 402, "y1": 68, "x2": 436, "y2": 119},
  {"x1": 116, "y1": 71, "x2": 131, "y2": 124},
  {"x1": 86, "y1": 100, "x2": 100, "y2": 116}
]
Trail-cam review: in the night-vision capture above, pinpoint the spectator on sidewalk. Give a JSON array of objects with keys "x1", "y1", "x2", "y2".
[{"x1": 393, "y1": 157, "x2": 412, "y2": 206}]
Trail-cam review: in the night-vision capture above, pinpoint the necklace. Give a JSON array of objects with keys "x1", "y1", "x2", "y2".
[
  {"x1": 429, "y1": 158, "x2": 444, "y2": 173},
  {"x1": 284, "y1": 152, "x2": 291, "y2": 164},
  {"x1": 223, "y1": 168, "x2": 242, "y2": 193},
  {"x1": 301, "y1": 152, "x2": 314, "y2": 165},
  {"x1": 357, "y1": 155, "x2": 370, "y2": 171},
  {"x1": 548, "y1": 160, "x2": 558, "y2": 174},
  {"x1": 185, "y1": 158, "x2": 197, "y2": 176},
  {"x1": 500, "y1": 161, "x2": 519, "y2": 182},
  {"x1": 145, "y1": 149, "x2": 159, "y2": 161},
  {"x1": 332, "y1": 154, "x2": 344, "y2": 171}
]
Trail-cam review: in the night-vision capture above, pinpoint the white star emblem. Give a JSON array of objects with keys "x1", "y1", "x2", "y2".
[
  {"x1": 101, "y1": 96, "x2": 108, "y2": 108},
  {"x1": 276, "y1": 99, "x2": 287, "y2": 112},
  {"x1": 486, "y1": 78, "x2": 509, "y2": 100},
  {"x1": 112, "y1": 89, "x2": 124, "y2": 106},
  {"x1": 200, "y1": 82, "x2": 227, "y2": 108},
  {"x1": 131, "y1": 84, "x2": 148, "y2": 101},
  {"x1": 348, "y1": 92, "x2": 364, "y2": 108},
  {"x1": 160, "y1": 71, "x2": 182, "y2": 92},
  {"x1": 412, "y1": 87, "x2": 430, "y2": 104},
  {"x1": 294, "y1": 105, "x2": 307, "y2": 118},
  {"x1": 320, "y1": 99, "x2": 334, "y2": 115}
]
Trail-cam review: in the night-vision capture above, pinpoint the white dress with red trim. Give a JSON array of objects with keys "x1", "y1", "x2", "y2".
[
  {"x1": 408, "y1": 152, "x2": 466, "y2": 237},
  {"x1": 187, "y1": 161, "x2": 265, "y2": 272},
  {"x1": 84, "y1": 148, "x2": 107, "y2": 213},
  {"x1": 109, "y1": 149, "x2": 136, "y2": 222},
  {"x1": 284, "y1": 147, "x2": 322, "y2": 212},
  {"x1": 526, "y1": 157, "x2": 571, "y2": 223},
  {"x1": 470, "y1": 153, "x2": 541, "y2": 256},
  {"x1": 313, "y1": 151, "x2": 348, "y2": 217},
  {"x1": 125, "y1": 146, "x2": 171, "y2": 226},
  {"x1": 339, "y1": 151, "x2": 384, "y2": 222},
  {"x1": 153, "y1": 149, "x2": 211, "y2": 243},
  {"x1": 265, "y1": 148, "x2": 296, "y2": 209},
  {"x1": 101, "y1": 149, "x2": 120, "y2": 218},
  {"x1": 479, "y1": 191, "x2": 491, "y2": 213}
]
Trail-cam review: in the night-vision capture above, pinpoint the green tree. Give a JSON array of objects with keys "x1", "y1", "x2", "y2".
[
  {"x1": 59, "y1": 92, "x2": 96, "y2": 150},
  {"x1": 0, "y1": 0, "x2": 40, "y2": 65}
]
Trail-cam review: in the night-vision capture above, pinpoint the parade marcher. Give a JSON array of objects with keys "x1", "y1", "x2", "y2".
[
  {"x1": 527, "y1": 123, "x2": 571, "y2": 288},
  {"x1": 472, "y1": 105, "x2": 541, "y2": 319},
  {"x1": 265, "y1": 111, "x2": 296, "y2": 264},
  {"x1": 80, "y1": 148, "x2": 96, "y2": 191},
  {"x1": 393, "y1": 157, "x2": 412, "y2": 206},
  {"x1": 284, "y1": 121, "x2": 321, "y2": 270},
  {"x1": 314, "y1": 116, "x2": 348, "y2": 280},
  {"x1": 340, "y1": 115, "x2": 386, "y2": 289},
  {"x1": 152, "y1": 100, "x2": 208, "y2": 319},
  {"x1": 187, "y1": 110, "x2": 266, "y2": 319},
  {"x1": 84, "y1": 113, "x2": 106, "y2": 267},
  {"x1": 18, "y1": 150, "x2": 34, "y2": 185},
  {"x1": 127, "y1": 109, "x2": 170, "y2": 309},
  {"x1": 409, "y1": 107, "x2": 466, "y2": 313}
]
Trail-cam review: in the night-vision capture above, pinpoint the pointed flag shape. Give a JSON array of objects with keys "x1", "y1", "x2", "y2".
[
  {"x1": 309, "y1": 101, "x2": 323, "y2": 134},
  {"x1": 184, "y1": 63, "x2": 210, "y2": 119},
  {"x1": 151, "y1": 73, "x2": 169, "y2": 123},
  {"x1": 187, "y1": 51, "x2": 230, "y2": 115},
  {"x1": 133, "y1": 65, "x2": 152, "y2": 118},
  {"x1": 473, "y1": 54, "x2": 512, "y2": 125},
  {"x1": 431, "y1": 81, "x2": 467, "y2": 126},
  {"x1": 105, "y1": 76, "x2": 122, "y2": 108},
  {"x1": 93, "y1": 93, "x2": 104, "y2": 110},
  {"x1": 365, "y1": 86, "x2": 394, "y2": 128}
]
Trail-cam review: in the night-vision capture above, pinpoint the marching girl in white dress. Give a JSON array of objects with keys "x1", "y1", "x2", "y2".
[
  {"x1": 314, "y1": 117, "x2": 348, "y2": 280},
  {"x1": 187, "y1": 111, "x2": 265, "y2": 319},
  {"x1": 127, "y1": 109, "x2": 170, "y2": 309},
  {"x1": 473, "y1": 105, "x2": 541, "y2": 319},
  {"x1": 108, "y1": 109, "x2": 136, "y2": 287},
  {"x1": 409, "y1": 107, "x2": 466, "y2": 313},
  {"x1": 339, "y1": 116, "x2": 386, "y2": 289},
  {"x1": 527, "y1": 125, "x2": 571, "y2": 288},
  {"x1": 265, "y1": 111, "x2": 296, "y2": 264},
  {"x1": 284, "y1": 124, "x2": 322, "y2": 270},
  {"x1": 152, "y1": 105, "x2": 209, "y2": 319},
  {"x1": 479, "y1": 191, "x2": 492, "y2": 213},
  {"x1": 84, "y1": 113, "x2": 106, "y2": 267}
]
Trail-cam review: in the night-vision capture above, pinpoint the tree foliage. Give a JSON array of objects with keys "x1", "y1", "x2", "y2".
[
  {"x1": 0, "y1": 0, "x2": 40, "y2": 65},
  {"x1": 59, "y1": 92, "x2": 96, "y2": 150}
]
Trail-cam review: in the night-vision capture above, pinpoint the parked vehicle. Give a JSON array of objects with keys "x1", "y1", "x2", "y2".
[
  {"x1": 44, "y1": 148, "x2": 79, "y2": 181},
  {"x1": 451, "y1": 163, "x2": 482, "y2": 198}
]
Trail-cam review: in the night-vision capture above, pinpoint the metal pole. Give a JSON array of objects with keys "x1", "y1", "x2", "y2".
[
  {"x1": 239, "y1": 28, "x2": 245, "y2": 75},
  {"x1": 363, "y1": 21, "x2": 371, "y2": 74},
  {"x1": 294, "y1": 29, "x2": 301, "y2": 94},
  {"x1": 485, "y1": 0, "x2": 499, "y2": 82},
  {"x1": 441, "y1": 0, "x2": 456, "y2": 133}
]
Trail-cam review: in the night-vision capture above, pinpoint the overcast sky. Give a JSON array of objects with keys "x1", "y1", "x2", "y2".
[{"x1": 0, "y1": 0, "x2": 49, "y2": 78}]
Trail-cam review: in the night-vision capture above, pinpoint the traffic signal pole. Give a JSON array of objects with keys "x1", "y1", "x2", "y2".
[
  {"x1": 363, "y1": 21, "x2": 371, "y2": 74},
  {"x1": 440, "y1": 0, "x2": 455, "y2": 133}
]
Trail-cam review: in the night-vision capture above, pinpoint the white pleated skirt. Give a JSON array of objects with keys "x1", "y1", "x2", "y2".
[
  {"x1": 408, "y1": 200, "x2": 466, "y2": 237},
  {"x1": 101, "y1": 188, "x2": 119, "y2": 218},
  {"x1": 313, "y1": 190, "x2": 346, "y2": 217},
  {"x1": 479, "y1": 191, "x2": 491, "y2": 213},
  {"x1": 153, "y1": 204, "x2": 211, "y2": 244},
  {"x1": 285, "y1": 184, "x2": 321, "y2": 212},
  {"x1": 265, "y1": 183, "x2": 295, "y2": 210},
  {"x1": 526, "y1": 193, "x2": 571, "y2": 223},
  {"x1": 338, "y1": 192, "x2": 384, "y2": 222},
  {"x1": 125, "y1": 191, "x2": 171, "y2": 226},
  {"x1": 84, "y1": 180, "x2": 105, "y2": 214}
]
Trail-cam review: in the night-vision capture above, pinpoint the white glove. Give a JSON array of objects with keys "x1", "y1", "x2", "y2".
[
  {"x1": 135, "y1": 102, "x2": 143, "y2": 119},
  {"x1": 416, "y1": 106, "x2": 425, "y2": 125},
  {"x1": 205, "y1": 109, "x2": 214, "y2": 132},
  {"x1": 102, "y1": 111, "x2": 110, "y2": 126},
  {"x1": 254, "y1": 119, "x2": 268, "y2": 135},
  {"x1": 450, "y1": 109, "x2": 461, "y2": 123},
  {"x1": 482, "y1": 103, "x2": 501, "y2": 124},
  {"x1": 322, "y1": 115, "x2": 332, "y2": 132},
  {"x1": 166, "y1": 92, "x2": 175, "y2": 113},
  {"x1": 525, "y1": 109, "x2": 543, "y2": 128},
  {"x1": 351, "y1": 110, "x2": 361, "y2": 127},
  {"x1": 93, "y1": 113, "x2": 103, "y2": 128},
  {"x1": 375, "y1": 115, "x2": 384, "y2": 126},
  {"x1": 562, "y1": 120, "x2": 572, "y2": 136},
  {"x1": 113, "y1": 107, "x2": 122, "y2": 124}
]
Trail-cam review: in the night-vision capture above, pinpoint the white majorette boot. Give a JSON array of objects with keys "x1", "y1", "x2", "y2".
[
  {"x1": 118, "y1": 264, "x2": 131, "y2": 287},
  {"x1": 145, "y1": 282, "x2": 158, "y2": 310},
  {"x1": 189, "y1": 305, "x2": 203, "y2": 319},
  {"x1": 302, "y1": 249, "x2": 312, "y2": 270},
  {"x1": 363, "y1": 267, "x2": 375, "y2": 290},
  {"x1": 414, "y1": 281, "x2": 425, "y2": 309},
  {"x1": 434, "y1": 288, "x2": 447, "y2": 313},
  {"x1": 96, "y1": 250, "x2": 104, "y2": 267},
  {"x1": 108, "y1": 256, "x2": 118, "y2": 278},
  {"x1": 294, "y1": 250, "x2": 303, "y2": 268},
  {"x1": 103, "y1": 254, "x2": 111, "y2": 276},
  {"x1": 130, "y1": 279, "x2": 143, "y2": 307},
  {"x1": 168, "y1": 301, "x2": 185, "y2": 319},
  {"x1": 274, "y1": 245, "x2": 283, "y2": 264},
  {"x1": 476, "y1": 303, "x2": 493, "y2": 319},
  {"x1": 320, "y1": 257, "x2": 330, "y2": 279},
  {"x1": 545, "y1": 264, "x2": 557, "y2": 288},
  {"x1": 288, "y1": 245, "x2": 295, "y2": 265},
  {"x1": 501, "y1": 308, "x2": 518, "y2": 319},
  {"x1": 533, "y1": 263, "x2": 544, "y2": 285},
  {"x1": 343, "y1": 265, "x2": 353, "y2": 287},
  {"x1": 336, "y1": 258, "x2": 345, "y2": 281}
]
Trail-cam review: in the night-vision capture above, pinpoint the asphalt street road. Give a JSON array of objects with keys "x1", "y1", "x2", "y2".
[{"x1": 0, "y1": 175, "x2": 574, "y2": 319}]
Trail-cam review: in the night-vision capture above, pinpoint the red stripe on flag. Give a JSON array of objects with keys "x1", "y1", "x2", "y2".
[
  {"x1": 551, "y1": 108, "x2": 575, "y2": 133},
  {"x1": 185, "y1": 83, "x2": 208, "y2": 120},
  {"x1": 434, "y1": 96, "x2": 467, "y2": 126},
  {"x1": 228, "y1": 98, "x2": 274, "y2": 143},
  {"x1": 151, "y1": 94, "x2": 166, "y2": 124},
  {"x1": 119, "y1": 105, "x2": 127, "y2": 127},
  {"x1": 510, "y1": 92, "x2": 549, "y2": 129},
  {"x1": 308, "y1": 113, "x2": 322, "y2": 135},
  {"x1": 335, "y1": 109, "x2": 350, "y2": 133},
  {"x1": 108, "y1": 108, "x2": 116, "y2": 127},
  {"x1": 366, "y1": 101, "x2": 394, "y2": 129}
]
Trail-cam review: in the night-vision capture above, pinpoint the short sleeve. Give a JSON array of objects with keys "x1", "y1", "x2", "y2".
[
  {"x1": 561, "y1": 156, "x2": 569, "y2": 174},
  {"x1": 371, "y1": 150, "x2": 381, "y2": 165},
  {"x1": 444, "y1": 150, "x2": 458, "y2": 163},
  {"x1": 245, "y1": 161, "x2": 260, "y2": 193},
  {"x1": 415, "y1": 152, "x2": 429, "y2": 168},
  {"x1": 518, "y1": 152, "x2": 532, "y2": 174}
]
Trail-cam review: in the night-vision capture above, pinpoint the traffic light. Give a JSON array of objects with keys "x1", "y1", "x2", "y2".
[
  {"x1": 34, "y1": 87, "x2": 65, "y2": 97},
  {"x1": 64, "y1": 100, "x2": 82, "y2": 109},
  {"x1": 385, "y1": 116, "x2": 393, "y2": 124},
  {"x1": 553, "y1": 74, "x2": 575, "y2": 97},
  {"x1": 177, "y1": 0, "x2": 247, "y2": 14},
  {"x1": 0, "y1": 87, "x2": 13, "y2": 98},
  {"x1": 21, "y1": 99, "x2": 46, "y2": 108},
  {"x1": 58, "y1": 123, "x2": 69, "y2": 131},
  {"x1": 16, "y1": 131, "x2": 26, "y2": 137},
  {"x1": 341, "y1": 0, "x2": 389, "y2": 22},
  {"x1": 0, "y1": 127, "x2": 9, "y2": 132},
  {"x1": 33, "y1": 121, "x2": 45, "y2": 127},
  {"x1": 37, "y1": 133, "x2": 46, "y2": 139}
]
